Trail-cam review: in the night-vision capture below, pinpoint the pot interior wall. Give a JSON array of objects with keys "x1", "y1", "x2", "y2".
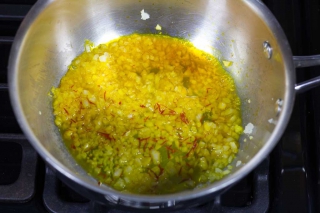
[{"x1": 13, "y1": 0, "x2": 287, "y2": 197}]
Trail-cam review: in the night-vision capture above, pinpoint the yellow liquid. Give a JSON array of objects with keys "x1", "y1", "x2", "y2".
[{"x1": 51, "y1": 34, "x2": 243, "y2": 194}]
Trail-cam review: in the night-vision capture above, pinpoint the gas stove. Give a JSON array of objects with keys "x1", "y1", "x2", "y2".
[{"x1": 1, "y1": 0, "x2": 320, "y2": 212}]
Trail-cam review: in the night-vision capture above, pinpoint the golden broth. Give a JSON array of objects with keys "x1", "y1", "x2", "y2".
[{"x1": 51, "y1": 34, "x2": 243, "y2": 194}]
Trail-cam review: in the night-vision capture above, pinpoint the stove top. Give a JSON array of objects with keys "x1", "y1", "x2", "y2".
[{"x1": 1, "y1": 0, "x2": 320, "y2": 212}]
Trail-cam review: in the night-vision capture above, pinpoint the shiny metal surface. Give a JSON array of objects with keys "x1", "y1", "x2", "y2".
[
  {"x1": 8, "y1": 0, "x2": 298, "y2": 209},
  {"x1": 263, "y1": 41, "x2": 273, "y2": 59},
  {"x1": 293, "y1": 55, "x2": 320, "y2": 93},
  {"x1": 293, "y1": 55, "x2": 320, "y2": 68},
  {"x1": 295, "y1": 76, "x2": 320, "y2": 93}
]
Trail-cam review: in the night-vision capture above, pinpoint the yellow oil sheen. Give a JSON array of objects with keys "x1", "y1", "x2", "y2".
[{"x1": 51, "y1": 34, "x2": 243, "y2": 194}]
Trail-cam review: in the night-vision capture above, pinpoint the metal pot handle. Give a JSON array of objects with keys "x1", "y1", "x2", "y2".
[{"x1": 293, "y1": 55, "x2": 320, "y2": 93}]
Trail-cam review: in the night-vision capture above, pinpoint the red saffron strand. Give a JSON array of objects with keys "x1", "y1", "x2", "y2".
[
  {"x1": 97, "y1": 132, "x2": 114, "y2": 141},
  {"x1": 87, "y1": 98, "x2": 96, "y2": 105},
  {"x1": 178, "y1": 166, "x2": 182, "y2": 175},
  {"x1": 63, "y1": 108, "x2": 69, "y2": 115},
  {"x1": 186, "y1": 139, "x2": 198, "y2": 157},
  {"x1": 180, "y1": 112, "x2": 189, "y2": 124}
]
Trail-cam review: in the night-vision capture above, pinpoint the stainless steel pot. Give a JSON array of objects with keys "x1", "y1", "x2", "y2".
[{"x1": 8, "y1": 0, "x2": 320, "y2": 210}]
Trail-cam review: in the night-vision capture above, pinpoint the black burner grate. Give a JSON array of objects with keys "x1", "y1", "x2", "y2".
[
  {"x1": 42, "y1": 159, "x2": 268, "y2": 213},
  {"x1": 0, "y1": 141, "x2": 22, "y2": 185},
  {"x1": 0, "y1": 135, "x2": 37, "y2": 203}
]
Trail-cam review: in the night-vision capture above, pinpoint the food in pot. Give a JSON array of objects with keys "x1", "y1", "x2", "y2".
[{"x1": 51, "y1": 33, "x2": 243, "y2": 194}]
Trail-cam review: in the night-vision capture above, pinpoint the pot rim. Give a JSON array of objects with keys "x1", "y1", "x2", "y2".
[{"x1": 8, "y1": 0, "x2": 296, "y2": 206}]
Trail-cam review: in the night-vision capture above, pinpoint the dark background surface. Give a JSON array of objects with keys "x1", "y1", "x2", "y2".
[{"x1": 0, "y1": 0, "x2": 320, "y2": 212}]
